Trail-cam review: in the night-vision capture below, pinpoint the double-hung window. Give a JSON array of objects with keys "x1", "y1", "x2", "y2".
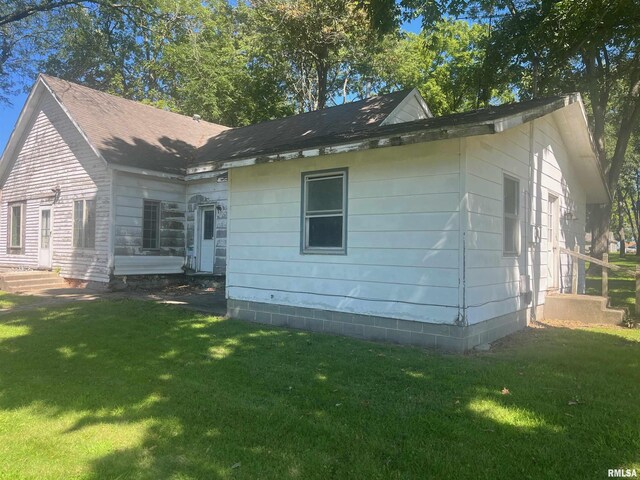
[
  {"x1": 302, "y1": 169, "x2": 347, "y2": 254},
  {"x1": 503, "y1": 175, "x2": 520, "y2": 255},
  {"x1": 8, "y1": 202, "x2": 25, "y2": 252},
  {"x1": 143, "y1": 201, "x2": 160, "y2": 249},
  {"x1": 73, "y1": 199, "x2": 96, "y2": 249}
]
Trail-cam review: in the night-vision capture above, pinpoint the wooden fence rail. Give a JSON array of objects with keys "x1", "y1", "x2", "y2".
[{"x1": 561, "y1": 246, "x2": 640, "y2": 315}]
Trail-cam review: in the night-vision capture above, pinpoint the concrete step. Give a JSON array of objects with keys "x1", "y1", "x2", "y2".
[
  {"x1": 1, "y1": 272, "x2": 60, "y2": 281},
  {"x1": 11, "y1": 284, "x2": 69, "y2": 293},
  {"x1": 3, "y1": 277, "x2": 67, "y2": 288},
  {"x1": 0, "y1": 271, "x2": 67, "y2": 293},
  {"x1": 543, "y1": 294, "x2": 625, "y2": 325}
]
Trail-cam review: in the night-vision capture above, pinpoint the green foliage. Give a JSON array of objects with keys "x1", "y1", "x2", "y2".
[
  {"x1": 372, "y1": 20, "x2": 514, "y2": 115},
  {"x1": 249, "y1": 0, "x2": 385, "y2": 111}
]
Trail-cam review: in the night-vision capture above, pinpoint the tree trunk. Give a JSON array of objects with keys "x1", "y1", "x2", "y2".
[
  {"x1": 619, "y1": 202, "x2": 626, "y2": 258},
  {"x1": 588, "y1": 203, "x2": 611, "y2": 273},
  {"x1": 587, "y1": 52, "x2": 640, "y2": 263},
  {"x1": 315, "y1": 47, "x2": 329, "y2": 110}
]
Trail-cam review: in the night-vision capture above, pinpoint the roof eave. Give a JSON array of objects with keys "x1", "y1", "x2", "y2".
[
  {"x1": 550, "y1": 95, "x2": 610, "y2": 204},
  {"x1": 0, "y1": 77, "x2": 47, "y2": 185},
  {"x1": 187, "y1": 122, "x2": 496, "y2": 176},
  {"x1": 188, "y1": 95, "x2": 582, "y2": 176}
]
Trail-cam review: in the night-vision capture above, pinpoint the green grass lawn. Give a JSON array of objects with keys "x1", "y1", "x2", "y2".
[
  {"x1": 586, "y1": 253, "x2": 640, "y2": 316},
  {"x1": 0, "y1": 300, "x2": 638, "y2": 479},
  {"x1": 0, "y1": 291, "x2": 38, "y2": 310}
]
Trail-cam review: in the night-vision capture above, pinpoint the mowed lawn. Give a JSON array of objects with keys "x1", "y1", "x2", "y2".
[
  {"x1": 0, "y1": 300, "x2": 638, "y2": 479},
  {"x1": 586, "y1": 252, "x2": 640, "y2": 317}
]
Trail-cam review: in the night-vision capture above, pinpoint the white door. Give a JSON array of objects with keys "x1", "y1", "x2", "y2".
[
  {"x1": 198, "y1": 207, "x2": 216, "y2": 272},
  {"x1": 547, "y1": 195, "x2": 559, "y2": 289},
  {"x1": 38, "y1": 207, "x2": 52, "y2": 269}
]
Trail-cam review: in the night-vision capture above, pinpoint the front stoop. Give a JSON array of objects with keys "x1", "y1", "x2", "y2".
[
  {"x1": 0, "y1": 271, "x2": 67, "y2": 293},
  {"x1": 543, "y1": 294, "x2": 625, "y2": 325}
]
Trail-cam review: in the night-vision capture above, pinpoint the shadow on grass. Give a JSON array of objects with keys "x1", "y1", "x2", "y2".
[{"x1": 0, "y1": 300, "x2": 638, "y2": 479}]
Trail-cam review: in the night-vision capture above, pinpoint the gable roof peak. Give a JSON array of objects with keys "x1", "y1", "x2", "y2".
[{"x1": 39, "y1": 74, "x2": 230, "y2": 174}]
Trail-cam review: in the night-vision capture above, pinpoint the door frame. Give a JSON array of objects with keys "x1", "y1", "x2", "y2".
[
  {"x1": 547, "y1": 193, "x2": 560, "y2": 290},
  {"x1": 38, "y1": 205, "x2": 53, "y2": 269},
  {"x1": 197, "y1": 204, "x2": 217, "y2": 273}
]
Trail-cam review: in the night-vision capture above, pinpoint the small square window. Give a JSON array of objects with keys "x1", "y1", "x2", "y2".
[{"x1": 302, "y1": 170, "x2": 347, "y2": 254}]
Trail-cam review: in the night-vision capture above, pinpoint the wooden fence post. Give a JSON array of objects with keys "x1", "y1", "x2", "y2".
[
  {"x1": 602, "y1": 253, "x2": 608, "y2": 299},
  {"x1": 572, "y1": 244, "x2": 579, "y2": 294},
  {"x1": 636, "y1": 266, "x2": 640, "y2": 316}
]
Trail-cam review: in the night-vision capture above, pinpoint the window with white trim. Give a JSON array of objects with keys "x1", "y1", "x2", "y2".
[
  {"x1": 73, "y1": 199, "x2": 96, "y2": 249},
  {"x1": 503, "y1": 176, "x2": 520, "y2": 255},
  {"x1": 8, "y1": 202, "x2": 25, "y2": 250},
  {"x1": 302, "y1": 170, "x2": 347, "y2": 253}
]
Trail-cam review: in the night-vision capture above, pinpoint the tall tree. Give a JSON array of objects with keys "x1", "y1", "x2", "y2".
[
  {"x1": 160, "y1": 0, "x2": 293, "y2": 126},
  {"x1": 0, "y1": 1, "x2": 156, "y2": 103},
  {"x1": 382, "y1": 0, "x2": 640, "y2": 260},
  {"x1": 371, "y1": 20, "x2": 514, "y2": 115},
  {"x1": 249, "y1": 0, "x2": 387, "y2": 112}
]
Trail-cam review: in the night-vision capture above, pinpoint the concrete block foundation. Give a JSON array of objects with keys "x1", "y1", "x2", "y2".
[{"x1": 228, "y1": 299, "x2": 529, "y2": 352}]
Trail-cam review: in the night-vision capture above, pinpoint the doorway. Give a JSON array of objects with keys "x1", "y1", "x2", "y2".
[{"x1": 38, "y1": 207, "x2": 52, "y2": 269}]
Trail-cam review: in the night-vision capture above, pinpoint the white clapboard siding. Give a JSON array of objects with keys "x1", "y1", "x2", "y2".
[
  {"x1": 227, "y1": 140, "x2": 462, "y2": 324},
  {"x1": 112, "y1": 171, "x2": 186, "y2": 273},
  {"x1": 463, "y1": 115, "x2": 587, "y2": 324},
  {"x1": 113, "y1": 255, "x2": 184, "y2": 275},
  {"x1": 185, "y1": 178, "x2": 228, "y2": 275},
  {"x1": 0, "y1": 92, "x2": 111, "y2": 283}
]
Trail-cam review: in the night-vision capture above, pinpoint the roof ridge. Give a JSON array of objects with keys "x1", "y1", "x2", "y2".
[
  {"x1": 224, "y1": 89, "x2": 412, "y2": 133},
  {"x1": 39, "y1": 74, "x2": 229, "y2": 130}
]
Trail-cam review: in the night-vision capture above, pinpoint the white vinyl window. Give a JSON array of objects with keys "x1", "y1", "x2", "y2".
[
  {"x1": 302, "y1": 169, "x2": 347, "y2": 254},
  {"x1": 73, "y1": 199, "x2": 96, "y2": 249},
  {"x1": 503, "y1": 175, "x2": 520, "y2": 255}
]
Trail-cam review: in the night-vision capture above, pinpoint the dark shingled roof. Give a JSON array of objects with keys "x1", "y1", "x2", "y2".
[
  {"x1": 194, "y1": 90, "x2": 411, "y2": 164},
  {"x1": 192, "y1": 94, "x2": 574, "y2": 168},
  {"x1": 41, "y1": 75, "x2": 229, "y2": 174},
  {"x1": 41, "y1": 75, "x2": 575, "y2": 175}
]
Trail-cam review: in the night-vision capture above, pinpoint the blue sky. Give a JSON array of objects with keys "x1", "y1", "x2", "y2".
[{"x1": 0, "y1": 17, "x2": 422, "y2": 156}]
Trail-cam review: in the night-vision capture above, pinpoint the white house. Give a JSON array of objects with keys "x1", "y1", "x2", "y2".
[
  {"x1": 191, "y1": 93, "x2": 608, "y2": 351},
  {"x1": 0, "y1": 75, "x2": 428, "y2": 285},
  {"x1": 0, "y1": 75, "x2": 608, "y2": 350}
]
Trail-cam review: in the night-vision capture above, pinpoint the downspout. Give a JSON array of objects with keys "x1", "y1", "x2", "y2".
[
  {"x1": 527, "y1": 120, "x2": 536, "y2": 321},
  {"x1": 457, "y1": 137, "x2": 468, "y2": 326}
]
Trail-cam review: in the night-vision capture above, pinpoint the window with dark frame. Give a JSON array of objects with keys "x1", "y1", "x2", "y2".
[
  {"x1": 9, "y1": 203, "x2": 24, "y2": 249},
  {"x1": 143, "y1": 201, "x2": 160, "y2": 249},
  {"x1": 503, "y1": 176, "x2": 520, "y2": 255},
  {"x1": 302, "y1": 170, "x2": 347, "y2": 253},
  {"x1": 73, "y1": 199, "x2": 96, "y2": 249}
]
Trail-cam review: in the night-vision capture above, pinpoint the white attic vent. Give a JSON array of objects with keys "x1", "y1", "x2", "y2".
[{"x1": 380, "y1": 88, "x2": 433, "y2": 126}]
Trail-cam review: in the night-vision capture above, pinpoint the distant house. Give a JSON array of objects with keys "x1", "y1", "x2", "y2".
[{"x1": 0, "y1": 75, "x2": 608, "y2": 350}]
